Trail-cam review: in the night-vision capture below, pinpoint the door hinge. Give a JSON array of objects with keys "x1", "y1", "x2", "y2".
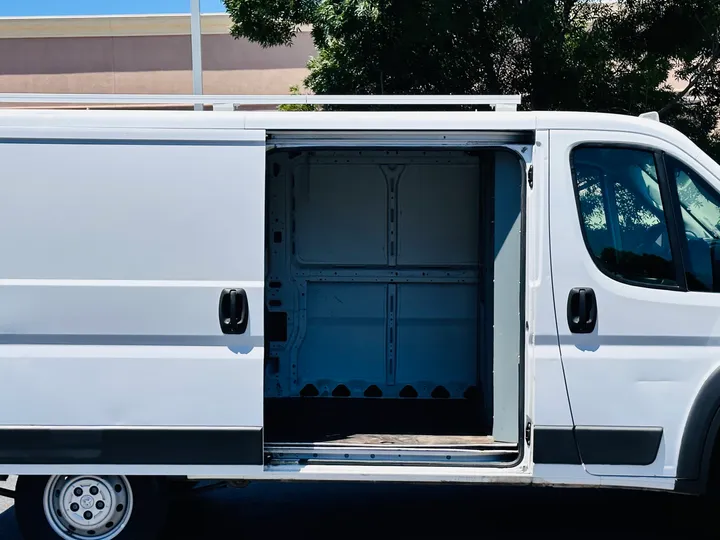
[
  {"x1": 527, "y1": 165, "x2": 534, "y2": 189},
  {"x1": 525, "y1": 420, "x2": 532, "y2": 446}
]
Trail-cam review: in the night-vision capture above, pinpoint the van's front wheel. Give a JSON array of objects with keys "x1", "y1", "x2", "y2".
[{"x1": 15, "y1": 475, "x2": 168, "y2": 540}]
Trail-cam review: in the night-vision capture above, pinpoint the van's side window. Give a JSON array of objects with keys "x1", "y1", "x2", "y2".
[
  {"x1": 571, "y1": 147, "x2": 678, "y2": 287},
  {"x1": 665, "y1": 155, "x2": 720, "y2": 292}
]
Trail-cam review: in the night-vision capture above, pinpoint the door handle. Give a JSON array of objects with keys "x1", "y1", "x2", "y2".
[
  {"x1": 219, "y1": 288, "x2": 250, "y2": 334},
  {"x1": 567, "y1": 287, "x2": 597, "y2": 334}
]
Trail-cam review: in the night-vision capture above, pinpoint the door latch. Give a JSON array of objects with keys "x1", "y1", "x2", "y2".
[
  {"x1": 525, "y1": 420, "x2": 532, "y2": 446},
  {"x1": 566, "y1": 287, "x2": 597, "y2": 334},
  {"x1": 219, "y1": 288, "x2": 250, "y2": 335}
]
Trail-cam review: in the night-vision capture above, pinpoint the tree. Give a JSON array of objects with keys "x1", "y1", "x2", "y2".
[{"x1": 223, "y1": 0, "x2": 720, "y2": 161}]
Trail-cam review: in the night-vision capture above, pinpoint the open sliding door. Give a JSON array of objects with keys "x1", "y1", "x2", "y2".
[{"x1": 0, "y1": 127, "x2": 266, "y2": 472}]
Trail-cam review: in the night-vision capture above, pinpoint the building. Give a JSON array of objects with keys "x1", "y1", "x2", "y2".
[{"x1": 0, "y1": 13, "x2": 317, "y2": 107}]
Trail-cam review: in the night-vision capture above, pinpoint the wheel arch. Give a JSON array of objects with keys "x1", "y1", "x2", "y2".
[{"x1": 676, "y1": 364, "x2": 720, "y2": 494}]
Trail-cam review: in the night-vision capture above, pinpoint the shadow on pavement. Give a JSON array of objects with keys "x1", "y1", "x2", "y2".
[
  {"x1": 161, "y1": 483, "x2": 705, "y2": 539},
  {"x1": 0, "y1": 507, "x2": 21, "y2": 540},
  {"x1": 0, "y1": 483, "x2": 707, "y2": 539}
]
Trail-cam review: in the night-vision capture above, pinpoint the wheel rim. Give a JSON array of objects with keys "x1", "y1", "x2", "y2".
[{"x1": 43, "y1": 475, "x2": 134, "y2": 540}]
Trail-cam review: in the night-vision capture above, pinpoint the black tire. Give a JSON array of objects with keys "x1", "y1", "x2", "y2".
[{"x1": 14, "y1": 475, "x2": 169, "y2": 540}]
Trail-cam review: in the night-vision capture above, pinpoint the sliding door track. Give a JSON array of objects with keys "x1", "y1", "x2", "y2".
[{"x1": 266, "y1": 438, "x2": 518, "y2": 467}]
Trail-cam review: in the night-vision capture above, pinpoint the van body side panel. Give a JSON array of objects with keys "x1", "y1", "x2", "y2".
[{"x1": 0, "y1": 131, "x2": 266, "y2": 469}]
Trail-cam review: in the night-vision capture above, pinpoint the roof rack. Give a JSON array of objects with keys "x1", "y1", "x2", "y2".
[{"x1": 0, "y1": 93, "x2": 521, "y2": 111}]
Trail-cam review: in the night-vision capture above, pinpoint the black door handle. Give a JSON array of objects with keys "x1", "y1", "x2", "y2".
[
  {"x1": 567, "y1": 287, "x2": 597, "y2": 334},
  {"x1": 219, "y1": 288, "x2": 250, "y2": 334}
]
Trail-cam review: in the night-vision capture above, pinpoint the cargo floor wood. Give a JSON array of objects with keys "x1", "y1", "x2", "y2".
[{"x1": 315, "y1": 434, "x2": 511, "y2": 448}]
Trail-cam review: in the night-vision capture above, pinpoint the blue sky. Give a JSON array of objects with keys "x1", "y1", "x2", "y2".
[{"x1": 0, "y1": 0, "x2": 227, "y2": 17}]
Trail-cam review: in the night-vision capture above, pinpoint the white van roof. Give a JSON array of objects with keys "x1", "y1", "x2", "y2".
[{"x1": 0, "y1": 92, "x2": 715, "y2": 178}]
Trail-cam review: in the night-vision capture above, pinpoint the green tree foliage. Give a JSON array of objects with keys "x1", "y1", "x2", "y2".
[
  {"x1": 276, "y1": 84, "x2": 318, "y2": 111},
  {"x1": 224, "y1": 0, "x2": 720, "y2": 160}
]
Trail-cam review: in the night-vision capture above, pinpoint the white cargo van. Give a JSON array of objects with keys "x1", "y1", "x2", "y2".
[{"x1": 1, "y1": 93, "x2": 720, "y2": 539}]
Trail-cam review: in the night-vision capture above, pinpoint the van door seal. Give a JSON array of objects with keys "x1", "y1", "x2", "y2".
[{"x1": 527, "y1": 164, "x2": 534, "y2": 189}]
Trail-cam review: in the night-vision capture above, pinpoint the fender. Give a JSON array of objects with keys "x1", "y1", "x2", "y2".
[{"x1": 676, "y1": 365, "x2": 720, "y2": 494}]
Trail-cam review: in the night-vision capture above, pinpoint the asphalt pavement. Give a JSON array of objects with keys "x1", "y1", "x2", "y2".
[{"x1": 0, "y1": 476, "x2": 708, "y2": 539}]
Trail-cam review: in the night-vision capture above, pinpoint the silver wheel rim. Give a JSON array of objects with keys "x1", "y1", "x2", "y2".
[{"x1": 43, "y1": 475, "x2": 134, "y2": 540}]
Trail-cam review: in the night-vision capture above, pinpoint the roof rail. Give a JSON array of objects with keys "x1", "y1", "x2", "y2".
[{"x1": 0, "y1": 93, "x2": 522, "y2": 111}]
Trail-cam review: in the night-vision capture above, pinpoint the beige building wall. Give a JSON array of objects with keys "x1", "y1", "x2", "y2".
[{"x1": 0, "y1": 13, "x2": 316, "y2": 100}]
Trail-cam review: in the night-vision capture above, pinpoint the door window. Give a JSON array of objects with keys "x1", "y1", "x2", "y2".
[
  {"x1": 665, "y1": 155, "x2": 720, "y2": 292},
  {"x1": 571, "y1": 147, "x2": 678, "y2": 287}
]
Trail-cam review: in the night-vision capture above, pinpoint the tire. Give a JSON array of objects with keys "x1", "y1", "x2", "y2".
[{"x1": 14, "y1": 475, "x2": 169, "y2": 540}]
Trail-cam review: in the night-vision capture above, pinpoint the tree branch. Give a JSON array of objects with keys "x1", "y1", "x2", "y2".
[
  {"x1": 562, "y1": 0, "x2": 578, "y2": 27},
  {"x1": 659, "y1": 46, "x2": 720, "y2": 115}
]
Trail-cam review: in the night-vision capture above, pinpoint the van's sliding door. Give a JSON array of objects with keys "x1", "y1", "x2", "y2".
[{"x1": 0, "y1": 128, "x2": 266, "y2": 471}]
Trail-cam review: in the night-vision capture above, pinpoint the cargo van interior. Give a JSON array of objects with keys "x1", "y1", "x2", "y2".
[{"x1": 263, "y1": 143, "x2": 525, "y2": 465}]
